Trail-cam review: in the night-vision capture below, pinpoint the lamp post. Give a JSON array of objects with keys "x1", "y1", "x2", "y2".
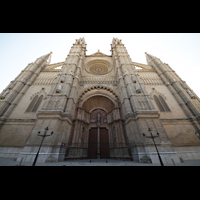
[
  {"x1": 143, "y1": 128, "x2": 164, "y2": 166},
  {"x1": 32, "y1": 127, "x2": 53, "y2": 166}
]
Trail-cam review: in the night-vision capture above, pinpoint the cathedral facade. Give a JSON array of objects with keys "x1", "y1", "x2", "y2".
[{"x1": 0, "y1": 37, "x2": 200, "y2": 164}]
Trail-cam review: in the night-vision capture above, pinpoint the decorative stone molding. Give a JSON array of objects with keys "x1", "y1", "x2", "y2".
[
  {"x1": 79, "y1": 77, "x2": 118, "y2": 85},
  {"x1": 149, "y1": 88, "x2": 167, "y2": 100},
  {"x1": 85, "y1": 59, "x2": 112, "y2": 75},
  {"x1": 89, "y1": 64, "x2": 108, "y2": 75},
  {"x1": 87, "y1": 50, "x2": 110, "y2": 57},
  {"x1": 33, "y1": 72, "x2": 59, "y2": 85},
  {"x1": 137, "y1": 71, "x2": 164, "y2": 85},
  {"x1": 186, "y1": 89, "x2": 196, "y2": 99},
  {"x1": 79, "y1": 85, "x2": 118, "y2": 99},
  {"x1": 82, "y1": 96, "x2": 115, "y2": 113},
  {"x1": 180, "y1": 81, "x2": 188, "y2": 89},
  {"x1": 0, "y1": 89, "x2": 10, "y2": 99},
  {"x1": 30, "y1": 88, "x2": 47, "y2": 100},
  {"x1": 60, "y1": 75, "x2": 66, "y2": 83},
  {"x1": 56, "y1": 84, "x2": 62, "y2": 93},
  {"x1": 134, "y1": 83, "x2": 141, "y2": 93}
]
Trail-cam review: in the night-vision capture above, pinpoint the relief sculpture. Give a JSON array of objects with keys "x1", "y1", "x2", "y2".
[{"x1": 90, "y1": 109, "x2": 107, "y2": 126}]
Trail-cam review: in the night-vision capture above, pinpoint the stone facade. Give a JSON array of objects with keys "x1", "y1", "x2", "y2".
[{"x1": 0, "y1": 37, "x2": 200, "y2": 164}]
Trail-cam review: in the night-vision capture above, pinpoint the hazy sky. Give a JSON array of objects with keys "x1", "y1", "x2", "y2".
[{"x1": 0, "y1": 33, "x2": 200, "y2": 97}]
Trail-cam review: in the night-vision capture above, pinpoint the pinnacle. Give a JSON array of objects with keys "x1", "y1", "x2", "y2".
[
  {"x1": 145, "y1": 52, "x2": 155, "y2": 59},
  {"x1": 34, "y1": 52, "x2": 52, "y2": 64}
]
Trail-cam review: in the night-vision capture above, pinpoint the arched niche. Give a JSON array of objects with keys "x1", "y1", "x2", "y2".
[{"x1": 82, "y1": 95, "x2": 115, "y2": 113}]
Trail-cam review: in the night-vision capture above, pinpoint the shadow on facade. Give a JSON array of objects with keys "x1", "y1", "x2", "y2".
[{"x1": 58, "y1": 142, "x2": 132, "y2": 161}]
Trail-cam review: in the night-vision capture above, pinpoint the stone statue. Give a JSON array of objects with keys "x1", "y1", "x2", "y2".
[
  {"x1": 60, "y1": 75, "x2": 66, "y2": 83},
  {"x1": 56, "y1": 84, "x2": 62, "y2": 93},
  {"x1": 97, "y1": 113, "x2": 101, "y2": 122},
  {"x1": 96, "y1": 112, "x2": 101, "y2": 127},
  {"x1": 131, "y1": 75, "x2": 137, "y2": 83},
  {"x1": 135, "y1": 83, "x2": 141, "y2": 93}
]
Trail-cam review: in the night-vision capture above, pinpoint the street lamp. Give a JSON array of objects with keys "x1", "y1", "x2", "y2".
[
  {"x1": 195, "y1": 132, "x2": 200, "y2": 139},
  {"x1": 143, "y1": 128, "x2": 164, "y2": 166},
  {"x1": 32, "y1": 127, "x2": 53, "y2": 166}
]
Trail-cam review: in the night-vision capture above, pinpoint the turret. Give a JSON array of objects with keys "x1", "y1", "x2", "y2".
[
  {"x1": 112, "y1": 39, "x2": 155, "y2": 118},
  {"x1": 146, "y1": 52, "x2": 200, "y2": 119},
  {"x1": 40, "y1": 38, "x2": 86, "y2": 117},
  {"x1": 0, "y1": 52, "x2": 52, "y2": 119}
]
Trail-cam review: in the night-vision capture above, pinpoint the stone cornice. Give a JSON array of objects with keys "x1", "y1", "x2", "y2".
[
  {"x1": 37, "y1": 110, "x2": 73, "y2": 124},
  {"x1": 124, "y1": 110, "x2": 160, "y2": 124}
]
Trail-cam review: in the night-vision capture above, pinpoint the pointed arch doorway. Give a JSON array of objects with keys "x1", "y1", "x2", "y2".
[{"x1": 66, "y1": 93, "x2": 131, "y2": 160}]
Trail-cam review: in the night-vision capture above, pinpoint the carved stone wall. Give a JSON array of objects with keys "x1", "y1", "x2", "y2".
[
  {"x1": 137, "y1": 70, "x2": 164, "y2": 85},
  {"x1": 33, "y1": 72, "x2": 59, "y2": 85},
  {"x1": 1, "y1": 38, "x2": 200, "y2": 163}
]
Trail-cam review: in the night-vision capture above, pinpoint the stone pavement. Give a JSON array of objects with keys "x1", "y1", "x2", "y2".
[{"x1": 1, "y1": 157, "x2": 200, "y2": 166}]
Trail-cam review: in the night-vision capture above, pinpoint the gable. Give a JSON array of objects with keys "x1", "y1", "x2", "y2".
[{"x1": 87, "y1": 50, "x2": 110, "y2": 57}]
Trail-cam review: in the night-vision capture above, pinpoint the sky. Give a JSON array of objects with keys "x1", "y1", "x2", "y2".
[{"x1": 0, "y1": 33, "x2": 200, "y2": 98}]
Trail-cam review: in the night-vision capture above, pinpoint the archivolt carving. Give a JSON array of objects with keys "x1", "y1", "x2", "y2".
[
  {"x1": 79, "y1": 77, "x2": 117, "y2": 84},
  {"x1": 79, "y1": 85, "x2": 118, "y2": 99},
  {"x1": 82, "y1": 96, "x2": 115, "y2": 113}
]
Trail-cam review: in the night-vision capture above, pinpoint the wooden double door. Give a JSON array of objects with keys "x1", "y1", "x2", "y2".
[{"x1": 88, "y1": 127, "x2": 109, "y2": 159}]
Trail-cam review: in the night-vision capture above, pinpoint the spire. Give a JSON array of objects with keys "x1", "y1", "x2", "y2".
[
  {"x1": 112, "y1": 38, "x2": 122, "y2": 45},
  {"x1": 35, "y1": 52, "x2": 52, "y2": 65},
  {"x1": 75, "y1": 37, "x2": 86, "y2": 45},
  {"x1": 45, "y1": 52, "x2": 52, "y2": 64},
  {"x1": 145, "y1": 52, "x2": 162, "y2": 66},
  {"x1": 41, "y1": 52, "x2": 52, "y2": 62}
]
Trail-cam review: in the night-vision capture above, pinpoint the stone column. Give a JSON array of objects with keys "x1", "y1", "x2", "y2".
[{"x1": 65, "y1": 52, "x2": 85, "y2": 116}]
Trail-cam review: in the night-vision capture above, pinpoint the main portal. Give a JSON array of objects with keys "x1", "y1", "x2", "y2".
[
  {"x1": 88, "y1": 127, "x2": 109, "y2": 159},
  {"x1": 65, "y1": 94, "x2": 131, "y2": 160}
]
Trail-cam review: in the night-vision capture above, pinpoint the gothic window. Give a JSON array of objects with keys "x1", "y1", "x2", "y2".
[
  {"x1": 153, "y1": 95, "x2": 170, "y2": 112},
  {"x1": 26, "y1": 95, "x2": 43, "y2": 112},
  {"x1": 154, "y1": 95, "x2": 165, "y2": 112},
  {"x1": 159, "y1": 95, "x2": 171, "y2": 112},
  {"x1": 32, "y1": 95, "x2": 43, "y2": 112},
  {"x1": 26, "y1": 95, "x2": 38, "y2": 112}
]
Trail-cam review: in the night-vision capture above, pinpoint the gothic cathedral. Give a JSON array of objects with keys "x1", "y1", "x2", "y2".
[{"x1": 0, "y1": 37, "x2": 200, "y2": 164}]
